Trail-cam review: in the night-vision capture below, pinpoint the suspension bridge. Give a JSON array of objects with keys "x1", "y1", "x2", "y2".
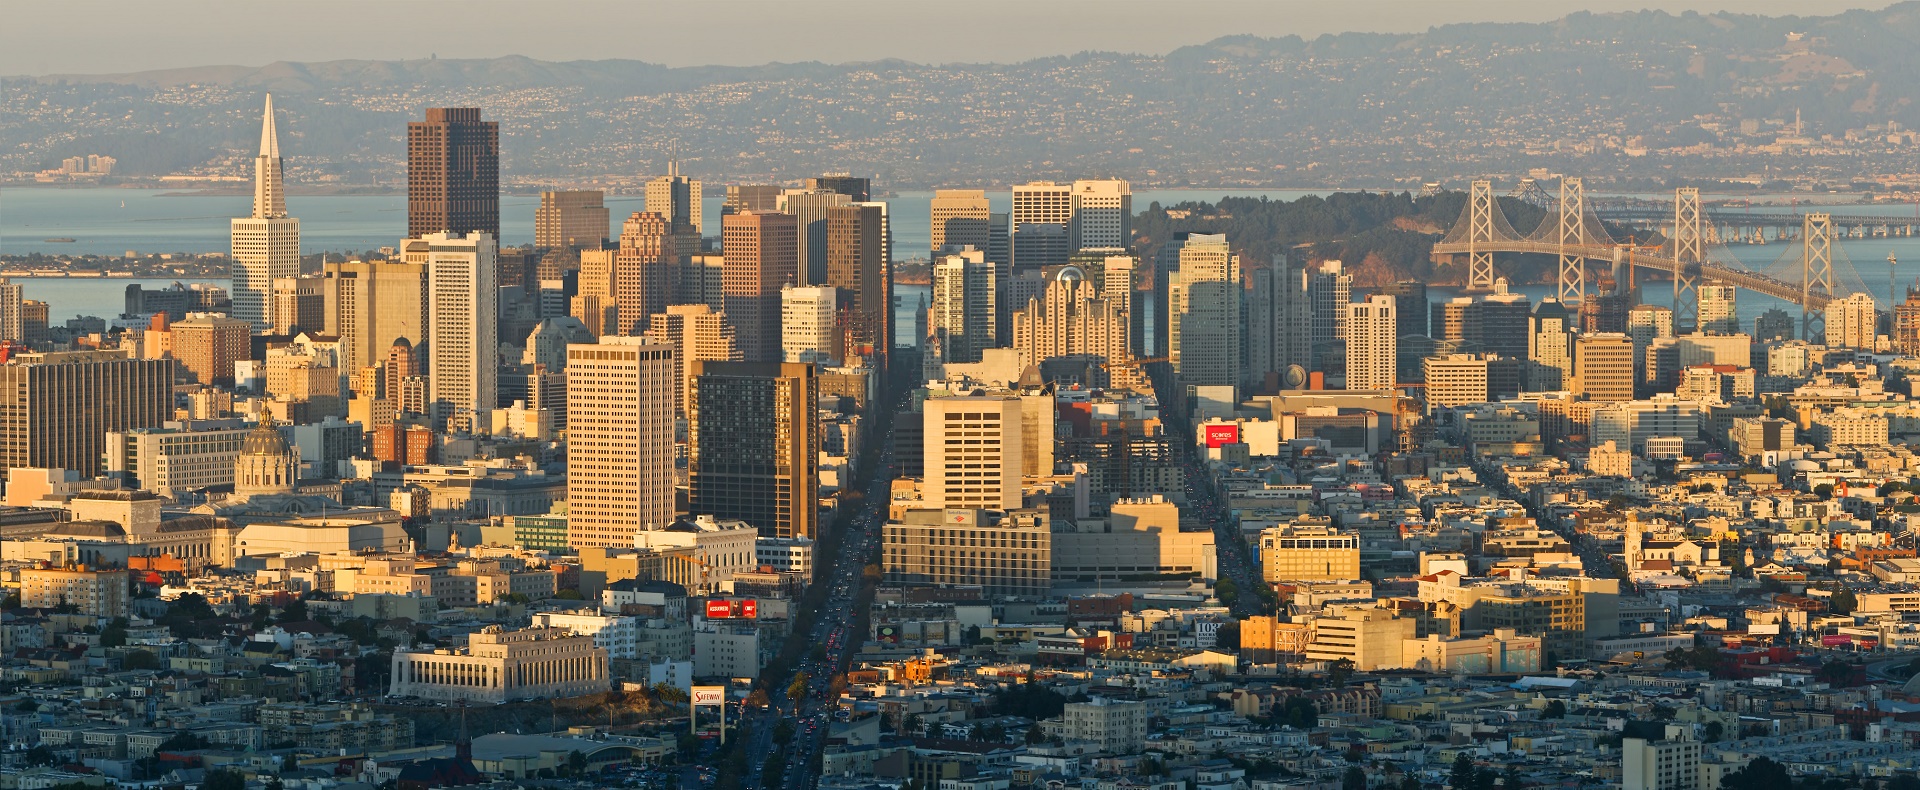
[{"x1": 1430, "y1": 179, "x2": 1871, "y2": 336}]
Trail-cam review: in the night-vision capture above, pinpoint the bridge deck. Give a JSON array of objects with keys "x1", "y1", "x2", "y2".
[{"x1": 1430, "y1": 240, "x2": 1829, "y2": 309}]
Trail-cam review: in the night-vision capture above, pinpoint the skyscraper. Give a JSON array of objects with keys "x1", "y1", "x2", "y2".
[
  {"x1": 931, "y1": 189, "x2": 992, "y2": 252},
  {"x1": 407, "y1": 108, "x2": 499, "y2": 240},
  {"x1": 644, "y1": 303, "x2": 740, "y2": 418},
  {"x1": 535, "y1": 190, "x2": 610, "y2": 250},
  {"x1": 1169, "y1": 234, "x2": 1241, "y2": 397},
  {"x1": 1528, "y1": 299, "x2": 1575, "y2": 391},
  {"x1": 646, "y1": 159, "x2": 702, "y2": 235},
  {"x1": 1307, "y1": 261, "x2": 1352, "y2": 373},
  {"x1": 923, "y1": 396, "x2": 1025, "y2": 511},
  {"x1": 419, "y1": 232, "x2": 499, "y2": 433},
  {"x1": 724, "y1": 185, "x2": 783, "y2": 215},
  {"x1": 1345, "y1": 295, "x2": 1397, "y2": 391},
  {"x1": 1575, "y1": 333, "x2": 1636, "y2": 403},
  {"x1": 170, "y1": 313, "x2": 252, "y2": 385},
  {"x1": 781, "y1": 285, "x2": 840, "y2": 364},
  {"x1": 720, "y1": 212, "x2": 799, "y2": 363},
  {"x1": 1069, "y1": 179, "x2": 1131, "y2": 251},
  {"x1": 931, "y1": 249, "x2": 996, "y2": 364},
  {"x1": 805, "y1": 173, "x2": 871, "y2": 203},
  {"x1": 0, "y1": 278, "x2": 23, "y2": 342},
  {"x1": 0, "y1": 351, "x2": 173, "y2": 479},
  {"x1": 1698, "y1": 285, "x2": 1739, "y2": 335},
  {"x1": 1011, "y1": 276, "x2": 1130, "y2": 372},
  {"x1": 688, "y1": 361, "x2": 819, "y2": 539},
  {"x1": 1245, "y1": 260, "x2": 1312, "y2": 392},
  {"x1": 1011, "y1": 181, "x2": 1072, "y2": 235},
  {"x1": 612, "y1": 212, "x2": 683, "y2": 336},
  {"x1": 825, "y1": 203, "x2": 892, "y2": 367},
  {"x1": 565, "y1": 337, "x2": 677, "y2": 549},
  {"x1": 325, "y1": 259, "x2": 426, "y2": 380},
  {"x1": 1825, "y1": 292, "x2": 1877, "y2": 350},
  {"x1": 231, "y1": 94, "x2": 300, "y2": 329},
  {"x1": 778, "y1": 188, "x2": 851, "y2": 286}
]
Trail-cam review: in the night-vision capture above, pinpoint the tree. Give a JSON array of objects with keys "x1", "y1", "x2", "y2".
[
  {"x1": 567, "y1": 750, "x2": 587, "y2": 776},
  {"x1": 159, "y1": 731, "x2": 209, "y2": 752},
  {"x1": 251, "y1": 602, "x2": 274, "y2": 629},
  {"x1": 773, "y1": 719, "x2": 795, "y2": 745},
  {"x1": 279, "y1": 598, "x2": 308, "y2": 623},
  {"x1": 24, "y1": 745, "x2": 55, "y2": 766},
  {"x1": 1401, "y1": 775, "x2": 1424, "y2": 790},
  {"x1": 0, "y1": 592, "x2": 17, "y2": 610},
  {"x1": 100, "y1": 617, "x2": 129, "y2": 648},
  {"x1": 1344, "y1": 766, "x2": 1368, "y2": 790},
  {"x1": 1818, "y1": 660, "x2": 1855, "y2": 686},
  {"x1": 1542, "y1": 700, "x2": 1566, "y2": 719},
  {"x1": 903, "y1": 712, "x2": 923, "y2": 736},
  {"x1": 676, "y1": 732, "x2": 699, "y2": 761},
  {"x1": 1328, "y1": 658, "x2": 1356, "y2": 687},
  {"x1": 1214, "y1": 619, "x2": 1241, "y2": 650},
  {"x1": 203, "y1": 769, "x2": 247, "y2": 790},
  {"x1": 122, "y1": 649, "x2": 161, "y2": 671},
  {"x1": 554, "y1": 589, "x2": 585, "y2": 600},
  {"x1": 788, "y1": 671, "x2": 810, "y2": 701},
  {"x1": 1024, "y1": 725, "x2": 1047, "y2": 744},
  {"x1": 1450, "y1": 755, "x2": 1478, "y2": 790},
  {"x1": 1275, "y1": 697, "x2": 1320, "y2": 729},
  {"x1": 1814, "y1": 484, "x2": 1835, "y2": 500},
  {"x1": 1721, "y1": 757, "x2": 1790, "y2": 790},
  {"x1": 1830, "y1": 588, "x2": 1858, "y2": 615},
  {"x1": 1703, "y1": 721, "x2": 1724, "y2": 743},
  {"x1": 1501, "y1": 766, "x2": 1524, "y2": 790}
]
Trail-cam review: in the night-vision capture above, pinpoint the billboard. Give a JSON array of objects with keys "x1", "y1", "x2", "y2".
[
  {"x1": 706, "y1": 599, "x2": 759, "y2": 619},
  {"x1": 1204, "y1": 423, "x2": 1240, "y2": 448},
  {"x1": 691, "y1": 686, "x2": 725, "y2": 706},
  {"x1": 1822, "y1": 634, "x2": 1853, "y2": 646}
]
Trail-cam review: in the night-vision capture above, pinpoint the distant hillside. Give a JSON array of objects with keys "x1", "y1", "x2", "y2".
[{"x1": 5, "y1": 4, "x2": 1920, "y2": 186}]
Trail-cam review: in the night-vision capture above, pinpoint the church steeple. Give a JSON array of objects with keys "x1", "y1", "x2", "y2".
[{"x1": 253, "y1": 94, "x2": 287, "y2": 220}]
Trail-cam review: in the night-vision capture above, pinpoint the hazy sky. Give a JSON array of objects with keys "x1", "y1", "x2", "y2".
[{"x1": 2, "y1": 0, "x2": 1894, "y2": 75}]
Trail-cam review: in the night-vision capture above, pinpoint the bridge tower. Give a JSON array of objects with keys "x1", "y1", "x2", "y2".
[
  {"x1": 1557, "y1": 178, "x2": 1586, "y2": 305},
  {"x1": 1801, "y1": 213, "x2": 1834, "y2": 341},
  {"x1": 1466, "y1": 180, "x2": 1496, "y2": 292},
  {"x1": 1671, "y1": 188, "x2": 1703, "y2": 334}
]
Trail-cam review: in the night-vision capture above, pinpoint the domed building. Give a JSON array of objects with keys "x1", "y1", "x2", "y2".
[{"x1": 233, "y1": 415, "x2": 298, "y2": 500}]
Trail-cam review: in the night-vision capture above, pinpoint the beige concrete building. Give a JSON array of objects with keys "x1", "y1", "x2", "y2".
[
  {"x1": 1169, "y1": 234, "x2": 1241, "y2": 398},
  {"x1": 535, "y1": 190, "x2": 609, "y2": 249},
  {"x1": 923, "y1": 395, "x2": 1025, "y2": 511},
  {"x1": 1423, "y1": 354, "x2": 1490, "y2": 413},
  {"x1": 419, "y1": 231, "x2": 499, "y2": 433},
  {"x1": 1302, "y1": 607, "x2": 1418, "y2": 671},
  {"x1": 324, "y1": 258, "x2": 428, "y2": 382},
  {"x1": 22, "y1": 567, "x2": 129, "y2": 617},
  {"x1": 931, "y1": 249, "x2": 997, "y2": 364},
  {"x1": 644, "y1": 304, "x2": 739, "y2": 419},
  {"x1": 390, "y1": 625, "x2": 609, "y2": 703},
  {"x1": 0, "y1": 351, "x2": 173, "y2": 480},
  {"x1": 1260, "y1": 524, "x2": 1361, "y2": 582},
  {"x1": 106, "y1": 423, "x2": 251, "y2": 499},
  {"x1": 170, "y1": 313, "x2": 252, "y2": 385},
  {"x1": 565, "y1": 338, "x2": 677, "y2": 549},
  {"x1": 1345, "y1": 294, "x2": 1397, "y2": 391},
  {"x1": 1056, "y1": 697, "x2": 1147, "y2": 753},
  {"x1": 930, "y1": 189, "x2": 991, "y2": 251},
  {"x1": 882, "y1": 508, "x2": 1051, "y2": 596},
  {"x1": 781, "y1": 285, "x2": 839, "y2": 364},
  {"x1": 1010, "y1": 277, "x2": 1129, "y2": 371},
  {"x1": 1575, "y1": 333, "x2": 1636, "y2": 403},
  {"x1": 1050, "y1": 495, "x2": 1215, "y2": 582}
]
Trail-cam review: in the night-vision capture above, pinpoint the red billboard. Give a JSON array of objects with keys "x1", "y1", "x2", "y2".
[
  {"x1": 1822, "y1": 634, "x2": 1853, "y2": 646},
  {"x1": 1204, "y1": 423, "x2": 1240, "y2": 448},
  {"x1": 706, "y1": 599, "x2": 759, "y2": 619}
]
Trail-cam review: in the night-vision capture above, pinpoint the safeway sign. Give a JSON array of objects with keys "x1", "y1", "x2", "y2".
[{"x1": 691, "y1": 685, "x2": 725, "y2": 707}]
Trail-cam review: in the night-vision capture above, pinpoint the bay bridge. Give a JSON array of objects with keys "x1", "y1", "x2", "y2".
[{"x1": 1429, "y1": 179, "x2": 1875, "y2": 338}]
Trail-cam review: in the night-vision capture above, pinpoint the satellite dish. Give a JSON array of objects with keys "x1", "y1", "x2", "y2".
[{"x1": 1284, "y1": 365, "x2": 1308, "y2": 389}]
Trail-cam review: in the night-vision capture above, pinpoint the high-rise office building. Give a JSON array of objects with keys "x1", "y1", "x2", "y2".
[
  {"x1": 644, "y1": 304, "x2": 740, "y2": 418},
  {"x1": 1011, "y1": 181, "x2": 1072, "y2": 235},
  {"x1": 1698, "y1": 285, "x2": 1739, "y2": 335},
  {"x1": 1011, "y1": 277, "x2": 1130, "y2": 372},
  {"x1": 805, "y1": 174, "x2": 871, "y2": 203},
  {"x1": 573, "y1": 248, "x2": 617, "y2": 336},
  {"x1": 931, "y1": 189, "x2": 992, "y2": 252},
  {"x1": 644, "y1": 159, "x2": 702, "y2": 235},
  {"x1": 1475, "y1": 283, "x2": 1533, "y2": 361},
  {"x1": 688, "y1": 361, "x2": 819, "y2": 539},
  {"x1": 1307, "y1": 261, "x2": 1352, "y2": 373},
  {"x1": 1378, "y1": 280, "x2": 1429, "y2": 340},
  {"x1": 781, "y1": 285, "x2": 840, "y2": 364},
  {"x1": 565, "y1": 337, "x2": 677, "y2": 549},
  {"x1": 826, "y1": 203, "x2": 892, "y2": 367},
  {"x1": 1345, "y1": 295, "x2": 1397, "y2": 391},
  {"x1": 231, "y1": 94, "x2": 300, "y2": 330},
  {"x1": 1169, "y1": 234, "x2": 1242, "y2": 397},
  {"x1": 0, "y1": 278, "x2": 23, "y2": 342},
  {"x1": 407, "y1": 108, "x2": 499, "y2": 240},
  {"x1": 1422, "y1": 355, "x2": 1491, "y2": 413},
  {"x1": 1898, "y1": 288, "x2": 1920, "y2": 357},
  {"x1": 1575, "y1": 333, "x2": 1636, "y2": 403},
  {"x1": 778, "y1": 189, "x2": 851, "y2": 286},
  {"x1": 0, "y1": 351, "x2": 173, "y2": 479},
  {"x1": 535, "y1": 190, "x2": 609, "y2": 249},
  {"x1": 612, "y1": 212, "x2": 683, "y2": 336},
  {"x1": 724, "y1": 185, "x2": 783, "y2": 215},
  {"x1": 1069, "y1": 179, "x2": 1132, "y2": 250},
  {"x1": 1529, "y1": 299, "x2": 1575, "y2": 390},
  {"x1": 931, "y1": 249, "x2": 996, "y2": 364},
  {"x1": 1245, "y1": 260, "x2": 1312, "y2": 392},
  {"x1": 720, "y1": 212, "x2": 799, "y2": 363},
  {"x1": 419, "y1": 232, "x2": 499, "y2": 433},
  {"x1": 1011, "y1": 224, "x2": 1070, "y2": 270},
  {"x1": 923, "y1": 396, "x2": 1025, "y2": 511},
  {"x1": 325, "y1": 259, "x2": 427, "y2": 379},
  {"x1": 170, "y1": 313, "x2": 252, "y2": 385},
  {"x1": 1826, "y1": 292, "x2": 1877, "y2": 350}
]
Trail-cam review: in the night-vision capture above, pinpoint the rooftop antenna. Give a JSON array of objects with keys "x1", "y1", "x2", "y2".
[{"x1": 667, "y1": 139, "x2": 680, "y2": 178}]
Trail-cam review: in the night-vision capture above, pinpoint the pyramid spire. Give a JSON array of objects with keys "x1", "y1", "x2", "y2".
[{"x1": 252, "y1": 93, "x2": 287, "y2": 219}]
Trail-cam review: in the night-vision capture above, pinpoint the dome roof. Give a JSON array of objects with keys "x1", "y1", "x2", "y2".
[{"x1": 241, "y1": 417, "x2": 293, "y2": 457}]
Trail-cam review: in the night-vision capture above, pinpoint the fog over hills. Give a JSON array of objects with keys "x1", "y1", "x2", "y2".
[{"x1": 7, "y1": 3, "x2": 1920, "y2": 188}]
